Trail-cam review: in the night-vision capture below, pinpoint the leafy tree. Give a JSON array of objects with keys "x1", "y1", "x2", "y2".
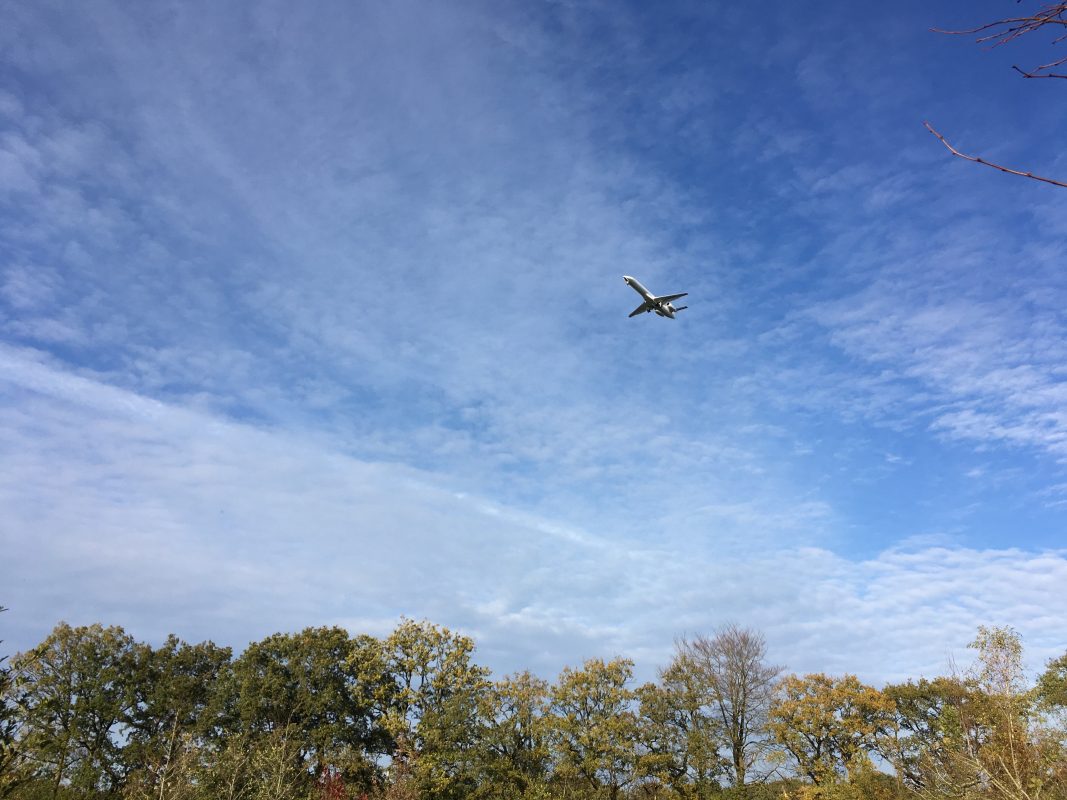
[
  {"x1": 1036, "y1": 652, "x2": 1067, "y2": 711},
  {"x1": 228, "y1": 626, "x2": 390, "y2": 792},
  {"x1": 673, "y1": 625, "x2": 782, "y2": 787},
  {"x1": 11, "y1": 622, "x2": 138, "y2": 797},
  {"x1": 883, "y1": 676, "x2": 983, "y2": 796},
  {"x1": 381, "y1": 619, "x2": 490, "y2": 799},
  {"x1": 634, "y1": 655, "x2": 727, "y2": 798},
  {"x1": 122, "y1": 636, "x2": 232, "y2": 797},
  {"x1": 476, "y1": 671, "x2": 551, "y2": 798},
  {"x1": 633, "y1": 680, "x2": 707, "y2": 798},
  {"x1": 11, "y1": 614, "x2": 1065, "y2": 799},
  {"x1": 547, "y1": 657, "x2": 641, "y2": 800},
  {"x1": 767, "y1": 673, "x2": 895, "y2": 787}
]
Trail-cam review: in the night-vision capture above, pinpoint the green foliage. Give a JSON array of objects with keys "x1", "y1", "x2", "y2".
[
  {"x1": 969, "y1": 626, "x2": 1026, "y2": 700},
  {"x1": 718, "y1": 778, "x2": 808, "y2": 800},
  {"x1": 227, "y1": 626, "x2": 391, "y2": 791},
  {"x1": 11, "y1": 622, "x2": 138, "y2": 797},
  {"x1": 381, "y1": 619, "x2": 491, "y2": 799},
  {"x1": 1036, "y1": 652, "x2": 1067, "y2": 711},
  {"x1": 476, "y1": 670, "x2": 551, "y2": 798},
  {"x1": 883, "y1": 675, "x2": 978, "y2": 794},
  {"x1": 122, "y1": 635, "x2": 232, "y2": 795},
  {"x1": 634, "y1": 677, "x2": 723, "y2": 798},
  {"x1": 547, "y1": 657, "x2": 641, "y2": 800}
]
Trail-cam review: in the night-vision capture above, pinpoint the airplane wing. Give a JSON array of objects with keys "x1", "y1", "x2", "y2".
[
  {"x1": 653, "y1": 293, "x2": 687, "y2": 303},
  {"x1": 629, "y1": 302, "x2": 651, "y2": 318}
]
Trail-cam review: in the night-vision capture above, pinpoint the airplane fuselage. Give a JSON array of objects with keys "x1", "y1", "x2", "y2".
[
  {"x1": 623, "y1": 276, "x2": 654, "y2": 300},
  {"x1": 623, "y1": 275, "x2": 686, "y2": 319}
]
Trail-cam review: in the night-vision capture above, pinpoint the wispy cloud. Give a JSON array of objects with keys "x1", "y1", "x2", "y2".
[{"x1": 3, "y1": 348, "x2": 1066, "y2": 683}]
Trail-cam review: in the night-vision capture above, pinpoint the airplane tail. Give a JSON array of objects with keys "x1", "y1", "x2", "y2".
[{"x1": 675, "y1": 306, "x2": 688, "y2": 312}]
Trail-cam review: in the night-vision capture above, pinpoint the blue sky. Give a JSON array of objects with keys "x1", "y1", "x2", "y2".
[{"x1": 2, "y1": 0, "x2": 1066, "y2": 684}]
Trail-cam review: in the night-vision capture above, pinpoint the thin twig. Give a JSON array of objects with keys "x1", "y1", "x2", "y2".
[
  {"x1": 1034, "y1": 52, "x2": 1067, "y2": 68},
  {"x1": 1013, "y1": 51, "x2": 1067, "y2": 78},
  {"x1": 1012, "y1": 64, "x2": 1067, "y2": 78},
  {"x1": 932, "y1": 10, "x2": 1067, "y2": 44},
  {"x1": 923, "y1": 121, "x2": 1067, "y2": 188},
  {"x1": 930, "y1": 1, "x2": 1067, "y2": 81}
]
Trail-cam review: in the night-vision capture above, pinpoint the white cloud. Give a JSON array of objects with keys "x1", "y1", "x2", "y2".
[
  {"x1": 2, "y1": 349, "x2": 1065, "y2": 685},
  {"x1": 798, "y1": 262, "x2": 1067, "y2": 462}
]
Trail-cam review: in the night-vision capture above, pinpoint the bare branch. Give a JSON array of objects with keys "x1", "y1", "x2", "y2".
[
  {"x1": 923, "y1": 122, "x2": 1067, "y2": 188},
  {"x1": 1012, "y1": 64, "x2": 1067, "y2": 78},
  {"x1": 1034, "y1": 51, "x2": 1067, "y2": 68},
  {"x1": 932, "y1": 9, "x2": 1067, "y2": 42},
  {"x1": 933, "y1": 3, "x2": 1067, "y2": 77}
]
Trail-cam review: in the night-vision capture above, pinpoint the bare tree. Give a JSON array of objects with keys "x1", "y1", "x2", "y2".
[
  {"x1": 928, "y1": 2, "x2": 1067, "y2": 187},
  {"x1": 674, "y1": 624, "x2": 783, "y2": 787}
]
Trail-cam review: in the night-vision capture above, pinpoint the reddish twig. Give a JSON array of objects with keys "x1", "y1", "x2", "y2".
[
  {"x1": 923, "y1": 121, "x2": 1067, "y2": 188},
  {"x1": 1013, "y1": 51, "x2": 1067, "y2": 77},
  {"x1": 931, "y1": 3, "x2": 1067, "y2": 45},
  {"x1": 932, "y1": 3, "x2": 1067, "y2": 77},
  {"x1": 1012, "y1": 64, "x2": 1067, "y2": 78}
]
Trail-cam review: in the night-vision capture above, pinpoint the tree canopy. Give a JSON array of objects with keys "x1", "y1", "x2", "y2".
[{"x1": 1, "y1": 617, "x2": 1063, "y2": 800}]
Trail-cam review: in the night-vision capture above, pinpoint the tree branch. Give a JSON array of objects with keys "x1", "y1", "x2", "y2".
[
  {"x1": 1012, "y1": 64, "x2": 1067, "y2": 78},
  {"x1": 932, "y1": 3, "x2": 1067, "y2": 78},
  {"x1": 923, "y1": 122, "x2": 1067, "y2": 188}
]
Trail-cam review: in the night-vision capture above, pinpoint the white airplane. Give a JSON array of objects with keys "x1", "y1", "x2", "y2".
[{"x1": 623, "y1": 275, "x2": 688, "y2": 319}]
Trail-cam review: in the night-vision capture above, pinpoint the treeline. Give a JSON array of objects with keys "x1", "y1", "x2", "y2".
[{"x1": 0, "y1": 613, "x2": 1065, "y2": 800}]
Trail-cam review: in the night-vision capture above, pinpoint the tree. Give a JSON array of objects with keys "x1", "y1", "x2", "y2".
[
  {"x1": 121, "y1": 731, "x2": 204, "y2": 800},
  {"x1": 241, "y1": 726, "x2": 314, "y2": 800},
  {"x1": 1034, "y1": 652, "x2": 1067, "y2": 800},
  {"x1": 380, "y1": 619, "x2": 490, "y2": 799},
  {"x1": 122, "y1": 636, "x2": 232, "y2": 798},
  {"x1": 673, "y1": 625, "x2": 782, "y2": 788},
  {"x1": 927, "y1": 3, "x2": 1067, "y2": 188},
  {"x1": 1036, "y1": 652, "x2": 1067, "y2": 711},
  {"x1": 0, "y1": 606, "x2": 25, "y2": 798},
  {"x1": 767, "y1": 673, "x2": 895, "y2": 787},
  {"x1": 962, "y1": 626, "x2": 1065, "y2": 800},
  {"x1": 547, "y1": 657, "x2": 641, "y2": 800},
  {"x1": 11, "y1": 622, "x2": 138, "y2": 797},
  {"x1": 887, "y1": 628, "x2": 1067, "y2": 800},
  {"x1": 476, "y1": 671, "x2": 551, "y2": 798},
  {"x1": 227, "y1": 627, "x2": 390, "y2": 793},
  {"x1": 634, "y1": 676, "x2": 723, "y2": 798},
  {"x1": 883, "y1": 675, "x2": 984, "y2": 796},
  {"x1": 152, "y1": 726, "x2": 314, "y2": 800}
]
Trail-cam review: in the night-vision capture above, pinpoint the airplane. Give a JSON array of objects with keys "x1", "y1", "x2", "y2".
[{"x1": 623, "y1": 275, "x2": 688, "y2": 319}]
